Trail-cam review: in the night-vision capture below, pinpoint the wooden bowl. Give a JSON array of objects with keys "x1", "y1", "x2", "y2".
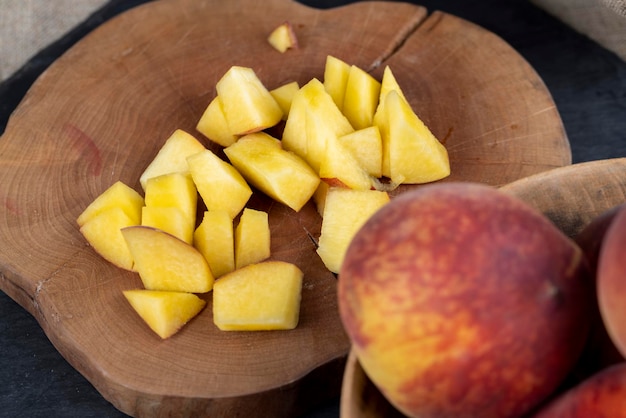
[
  {"x1": 0, "y1": 0, "x2": 570, "y2": 416},
  {"x1": 340, "y1": 157, "x2": 626, "y2": 418}
]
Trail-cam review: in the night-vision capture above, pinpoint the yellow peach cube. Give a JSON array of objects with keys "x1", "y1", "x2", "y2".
[
  {"x1": 279, "y1": 85, "x2": 308, "y2": 159},
  {"x1": 235, "y1": 208, "x2": 270, "y2": 270},
  {"x1": 187, "y1": 149, "x2": 251, "y2": 219},
  {"x1": 141, "y1": 206, "x2": 193, "y2": 244},
  {"x1": 313, "y1": 181, "x2": 330, "y2": 217},
  {"x1": 373, "y1": 66, "x2": 409, "y2": 177},
  {"x1": 378, "y1": 65, "x2": 408, "y2": 104},
  {"x1": 316, "y1": 188, "x2": 390, "y2": 273},
  {"x1": 304, "y1": 99, "x2": 354, "y2": 173},
  {"x1": 144, "y1": 172, "x2": 197, "y2": 223},
  {"x1": 196, "y1": 96, "x2": 239, "y2": 147},
  {"x1": 283, "y1": 78, "x2": 353, "y2": 172},
  {"x1": 319, "y1": 135, "x2": 374, "y2": 191},
  {"x1": 385, "y1": 91, "x2": 450, "y2": 184},
  {"x1": 216, "y1": 66, "x2": 283, "y2": 135},
  {"x1": 139, "y1": 129, "x2": 206, "y2": 191},
  {"x1": 270, "y1": 81, "x2": 299, "y2": 119},
  {"x1": 323, "y1": 55, "x2": 351, "y2": 110},
  {"x1": 122, "y1": 226, "x2": 214, "y2": 293},
  {"x1": 77, "y1": 181, "x2": 143, "y2": 227},
  {"x1": 213, "y1": 261, "x2": 303, "y2": 331},
  {"x1": 224, "y1": 132, "x2": 320, "y2": 212},
  {"x1": 267, "y1": 21, "x2": 298, "y2": 53},
  {"x1": 342, "y1": 65, "x2": 381, "y2": 130},
  {"x1": 79, "y1": 207, "x2": 138, "y2": 271},
  {"x1": 194, "y1": 210, "x2": 235, "y2": 278},
  {"x1": 338, "y1": 126, "x2": 383, "y2": 178},
  {"x1": 123, "y1": 289, "x2": 206, "y2": 339}
]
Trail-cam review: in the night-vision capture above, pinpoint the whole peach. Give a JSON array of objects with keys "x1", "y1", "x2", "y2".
[
  {"x1": 597, "y1": 204, "x2": 626, "y2": 358},
  {"x1": 532, "y1": 363, "x2": 626, "y2": 417},
  {"x1": 338, "y1": 182, "x2": 592, "y2": 418},
  {"x1": 570, "y1": 204, "x2": 625, "y2": 382}
]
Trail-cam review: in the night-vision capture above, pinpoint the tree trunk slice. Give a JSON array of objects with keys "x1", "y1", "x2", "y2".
[
  {"x1": 0, "y1": 0, "x2": 570, "y2": 416},
  {"x1": 340, "y1": 158, "x2": 626, "y2": 418}
]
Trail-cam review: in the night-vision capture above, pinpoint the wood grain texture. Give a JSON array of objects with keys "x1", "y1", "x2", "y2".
[
  {"x1": 0, "y1": 0, "x2": 570, "y2": 416},
  {"x1": 341, "y1": 158, "x2": 626, "y2": 418}
]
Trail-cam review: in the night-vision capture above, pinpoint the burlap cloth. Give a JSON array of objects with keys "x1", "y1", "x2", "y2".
[
  {"x1": 0, "y1": 0, "x2": 625, "y2": 83},
  {"x1": 0, "y1": 0, "x2": 109, "y2": 81},
  {"x1": 531, "y1": 0, "x2": 626, "y2": 61}
]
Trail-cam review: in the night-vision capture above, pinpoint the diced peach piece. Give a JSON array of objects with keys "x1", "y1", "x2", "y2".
[
  {"x1": 77, "y1": 181, "x2": 143, "y2": 227},
  {"x1": 121, "y1": 226, "x2": 214, "y2": 293},
  {"x1": 385, "y1": 91, "x2": 450, "y2": 184},
  {"x1": 323, "y1": 55, "x2": 351, "y2": 110},
  {"x1": 373, "y1": 66, "x2": 409, "y2": 177},
  {"x1": 304, "y1": 101, "x2": 354, "y2": 173},
  {"x1": 139, "y1": 129, "x2": 206, "y2": 191},
  {"x1": 187, "y1": 149, "x2": 252, "y2": 219},
  {"x1": 313, "y1": 181, "x2": 330, "y2": 217},
  {"x1": 342, "y1": 65, "x2": 381, "y2": 130},
  {"x1": 267, "y1": 21, "x2": 298, "y2": 53},
  {"x1": 279, "y1": 84, "x2": 308, "y2": 158},
  {"x1": 123, "y1": 289, "x2": 206, "y2": 339},
  {"x1": 302, "y1": 79, "x2": 353, "y2": 172},
  {"x1": 224, "y1": 132, "x2": 320, "y2": 212},
  {"x1": 196, "y1": 96, "x2": 239, "y2": 147},
  {"x1": 80, "y1": 207, "x2": 138, "y2": 271},
  {"x1": 338, "y1": 126, "x2": 383, "y2": 178},
  {"x1": 378, "y1": 65, "x2": 408, "y2": 104},
  {"x1": 194, "y1": 210, "x2": 235, "y2": 278},
  {"x1": 141, "y1": 206, "x2": 192, "y2": 244},
  {"x1": 303, "y1": 110, "x2": 328, "y2": 174},
  {"x1": 319, "y1": 135, "x2": 374, "y2": 191},
  {"x1": 270, "y1": 81, "x2": 299, "y2": 119},
  {"x1": 235, "y1": 208, "x2": 270, "y2": 270},
  {"x1": 143, "y1": 172, "x2": 197, "y2": 222},
  {"x1": 216, "y1": 66, "x2": 283, "y2": 135},
  {"x1": 282, "y1": 78, "x2": 353, "y2": 166},
  {"x1": 213, "y1": 261, "x2": 303, "y2": 331},
  {"x1": 316, "y1": 188, "x2": 390, "y2": 273}
]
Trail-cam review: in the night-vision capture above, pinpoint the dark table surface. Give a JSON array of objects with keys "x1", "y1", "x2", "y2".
[{"x1": 1, "y1": 0, "x2": 625, "y2": 417}]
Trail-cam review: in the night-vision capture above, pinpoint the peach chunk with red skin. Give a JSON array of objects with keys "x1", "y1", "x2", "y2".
[{"x1": 338, "y1": 183, "x2": 592, "y2": 418}]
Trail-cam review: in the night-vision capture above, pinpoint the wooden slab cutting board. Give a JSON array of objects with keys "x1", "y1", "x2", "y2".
[{"x1": 0, "y1": 0, "x2": 570, "y2": 416}]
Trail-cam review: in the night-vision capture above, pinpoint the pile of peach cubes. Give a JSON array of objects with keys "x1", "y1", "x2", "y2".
[{"x1": 77, "y1": 55, "x2": 450, "y2": 339}]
